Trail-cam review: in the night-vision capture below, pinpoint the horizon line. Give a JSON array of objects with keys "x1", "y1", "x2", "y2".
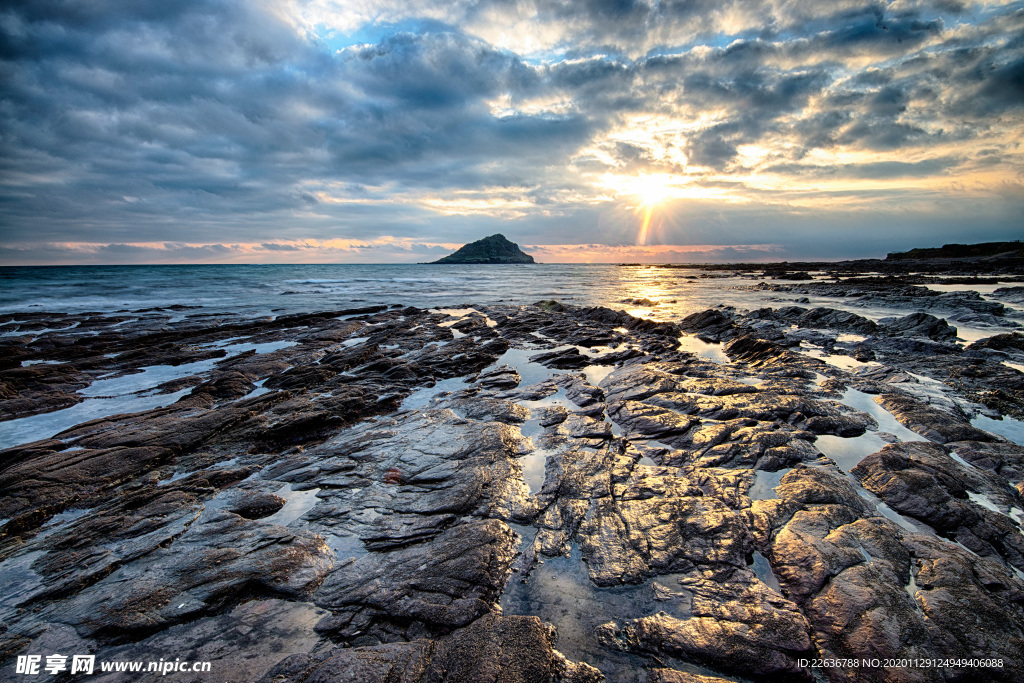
[{"x1": 0, "y1": 257, "x2": 882, "y2": 268}]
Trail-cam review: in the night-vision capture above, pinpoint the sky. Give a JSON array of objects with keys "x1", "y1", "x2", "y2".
[{"x1": 1, "y1": 0, "x2": 1022, "y2": 265}]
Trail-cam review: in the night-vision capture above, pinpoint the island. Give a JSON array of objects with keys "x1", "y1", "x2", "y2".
[{"x1": 430, "y1": 233, "x2": 535, "y2": 264}]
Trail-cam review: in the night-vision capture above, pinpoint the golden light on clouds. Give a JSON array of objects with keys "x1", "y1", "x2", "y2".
[{"x1": 598, "y1": 171, "x2": 745, "y2": 245}]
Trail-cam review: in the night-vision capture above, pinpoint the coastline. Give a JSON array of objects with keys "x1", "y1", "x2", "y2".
[{"x1": 1, "y1": 258, "x2": 1023, "y2": 681}]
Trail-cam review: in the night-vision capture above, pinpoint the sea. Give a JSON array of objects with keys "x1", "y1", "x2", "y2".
[
  {"x1": 1, "y1": 263, "x2": 1019, "y2": 329},
  {"x1": 0, "y1": 263, "x2": 749, "y2": 321}
]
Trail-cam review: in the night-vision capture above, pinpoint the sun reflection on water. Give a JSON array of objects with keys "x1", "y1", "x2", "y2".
[{"x1": 618, "y1": 265, "x2": 680, "y2": 319}]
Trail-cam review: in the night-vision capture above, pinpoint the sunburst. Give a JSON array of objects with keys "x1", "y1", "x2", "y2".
[{"x1": 630, "y1": 174, "x2": 674, "y2": 246}]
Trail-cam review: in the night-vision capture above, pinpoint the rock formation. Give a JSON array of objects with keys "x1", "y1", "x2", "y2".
[{"x1": 430, "y1": 233, "x2": 535, "y2": 264}]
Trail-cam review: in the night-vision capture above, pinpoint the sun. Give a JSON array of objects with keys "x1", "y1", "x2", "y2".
[
  {"x1": 599, "y1": 172, "x2": 681, "y2": 246},
  {"x1": 627, "y1": 174, "x2": 676, "y2": 246},
  {"x1": 631, "y1": 173, "x2": 675, "y2": 209},
  {"x1": 601, "y1": 172, "x2": 679, "y2": 208}
]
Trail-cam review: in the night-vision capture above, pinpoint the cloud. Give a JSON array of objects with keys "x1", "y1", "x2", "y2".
[
  {"x1": 261, "y1": 243, "x2": 304, "y2": 251},
  {"x1": 765, "y1": 156, "x2": 962, "y2": 179},
  {"x1": 0, "y1": 0, "x2": 1021, "y2": 264}
]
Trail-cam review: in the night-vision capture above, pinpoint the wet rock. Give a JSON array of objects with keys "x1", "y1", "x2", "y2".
[
  {"x1": 91, "y1": 599, "x2": 327, "y2": 683},
  {"x1": 473, "y1": 364, "x2": 521, "y2": 390},
  {"x1": 868, "y1": 337, "x2": 962, "y2": 360},
  {"x1": 853, "y1": 346, "x2": 876, "y2": 362},
  {"x1": 567, "y1": 304, "x2": 681, "y2": 339},
  {"x1": 879, "y1": 312, "x2": 957, "y2": 342},
  {"x1": 946, "y1": 440, "x2": 1024, "y2": 482},
  {"x1": 403, "y1": 336, "x2": 510, "y2": 380},
  {"x1": 774, "y1": 270, "x2": 814, "y2": 280},
  {"x1": 647, "y1": 389, "x2": 838, "y2": 426},
  {"x1": 438, "y1": 390, "x2": 530, "y2": 424},
  {"x1": 990, "y1": 286, "x2": 1024, "y2": 304},
  {"x1": 804, "y1": 559, "x2": 934, "y2": 676},
  {"x1": 852, "y1": 442, "x2": 1024, "y2": 570},
  {"x1": 674, "y1": 377, "x2": 758, "y2": 397},
  {"x1": 579, "y1": 493, "x2": 753, "y2": 586},
  {"x1": 0, "y1": 444, "x2": 176, "y2": 520},
  {"x1": 266, "y1": 614, "x2": 602, "y2": 682},
  {"x1": 803, "y1": 413, "x2": 872, "y2": 437},
  {"x1": 602, "y1": 363, "x2": 687, "y2": 404},
  {"x1": 948, "y1": 310, "x2": 1015, "y2": 330},
  {"x1": 747, "y1": 280, "x2": 1006, "y2": 317},
  {"x1": 621, "y1": 297, "x2": 660, "y2": 307},
  {"x1": 529, "y1": 347, "x2": 592, "y2": 369},
  {"x1": 679, "y1": 310, "x2": 735, "y2": 341},
  {"x1": 35, "y1": 504, "x2": 334, "y2": 640},
  {"x1": 775, "y1": 465, "x2": 874, "y2": 513},
  {"x1": 754, "y1": 464, "x2": 1019, "y2": 679},
  {"x1": 227, "y1": 491, "x2": 287, "y2": 519},
  {"x1": 190, "y1": 369, "x2": 257, "y2": 399},
  {"x1": 648, "y1": 671, "x2": 735, "y2": 683},
  {"x1": 536, "y1": 405, "x2": 569, "y2": 427},
  {"x1": 969, "y1": 332, "x2": 1024, "y2": 359},
  {"x1": 0, "y1": 363, "x2": 90, "y2": 420},
  {"x1": 605, "y1": 363, "x2": 831, "y2": 428},
  {"x1": 608, "y1": 400, "x2": 700, "y2": 444},
  {"x1": 263, "y1": 639, "x2": 431, "y2": 682},
  {"x1": 876, "y1": 393, "x2": 994, "y2": 443},
  {"x1": 767, "y1": 306, "x2": 879, "y2": 336},
  {"x1": 498, "y1": 379, "x2": 559, "y2": 402},
  {"x1": 425, "y1": 613, "x2": 603, "y2": 682},
  {"x1": 557, "y1": 373, "x2": 605, "y2": 407},
  {"x1": 527, "y1": 439, "x2": 755, "y2": 588},
  {"x1": 287, "y1": 408, "x2": 533, "y2": 522},
  {"x1": 313, "y1": 519, "x2": 516, "y2": 637},
  {"x1": 449, "y1": 315, "x2": 493, "y2": 336},
  {"x1": 601, "y1": 359, "x2": 833, "y2": 472},
  {"x1": 264, "y1": 365, "x2": 337, "y2": 390},
  {"x1": 767, "y1": 468, "x2": 879, "y2": 602},
  {"x1": 600, "y1": 568, "x2": 811, "y2": 678},
  {"x1": 902, "y1": 535, "x2": 1024, "y2": 679},
  {"x1": 542, "y1": 413, "x2": 614, "y2": 444},
  {"x1": 725, "y1": 335, "x2": 822, "y2": 370}
]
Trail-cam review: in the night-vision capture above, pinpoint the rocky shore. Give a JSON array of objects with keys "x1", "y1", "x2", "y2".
[{"x1": 1, "y1": 271, "x2": 1023, "y2": 681}]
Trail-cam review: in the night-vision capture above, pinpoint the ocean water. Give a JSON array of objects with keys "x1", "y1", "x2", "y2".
[
  {"x1": 0, "y1": 263, "x2": 744, "y2": 321},
  {"x1": 2, "y1": 263, "x2": 1021, "y2": 339}
]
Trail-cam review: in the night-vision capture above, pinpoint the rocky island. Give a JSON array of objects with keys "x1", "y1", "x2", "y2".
[
  {"x1": 1, "y1": 250, "x2": 1023, "y2": 682},
  {"x1": 430, "y1": 233, "x2": 536, "y2": 264}
]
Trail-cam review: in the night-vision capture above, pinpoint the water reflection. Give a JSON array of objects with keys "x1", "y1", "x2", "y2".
[
  {"x1": 500, "y1": 544, "x2": 695, "y2": 682},
  {"x1": 615, "y1": 266, "x2": 681, "y2": 319}
]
